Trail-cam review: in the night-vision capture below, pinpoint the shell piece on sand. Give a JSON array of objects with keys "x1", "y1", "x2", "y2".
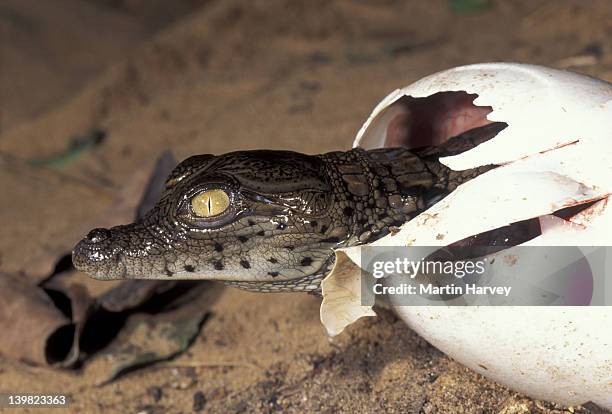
[
  {"x1": 320, "y1": 251, "x2": 375, "y2": 337},
  {"x1": 320, "y1": 63, "x2": 612, "y2": 408}
]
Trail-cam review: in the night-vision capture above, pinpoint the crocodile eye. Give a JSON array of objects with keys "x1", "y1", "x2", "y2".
[{"x1": 191, "y1": 189, "x2": 230, "y2": 217}]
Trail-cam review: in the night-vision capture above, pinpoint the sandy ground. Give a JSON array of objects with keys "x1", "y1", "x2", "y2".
[{"x1": 0, "y1": 0, "x2": 611, "y2": 413}]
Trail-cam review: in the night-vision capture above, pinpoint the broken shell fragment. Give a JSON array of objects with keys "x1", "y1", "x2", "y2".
[{"x1": 321, "y1": 63, "x2": 612, "y2": 408}]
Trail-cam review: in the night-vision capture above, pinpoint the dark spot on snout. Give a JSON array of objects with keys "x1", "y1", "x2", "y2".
[
  {"x1": 214, "y1": 243, "x2": 224, "y2": 252},
  {"x1": 268, "y1": 271, "x2": 279, "y2": 277},
  {"x1": 300, "y1": 257, "x2": 313, "y2": 266},
  {"x1": 238, "y1": 236, "x2": 248, "y2": 243},
  {"x1": 268, "y1": 257, "x2": 278, "y2": 264},
  {"x1": 184, "y1": 265, "x2": 195, "y2": 272},
  {"x1": 257, "y1": 230, "x2": 265, "y2": 236},
  {"x1": 213, "y1": 261, "x2": 224, "y2": 270},
  {"x1": 240, "y1": 259, "x2": 251, "y2": 269}
]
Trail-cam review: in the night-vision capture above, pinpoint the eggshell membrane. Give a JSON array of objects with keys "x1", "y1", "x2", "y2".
[{"x1": 321, "y1": 63, "x2": 612, "y2": 408}]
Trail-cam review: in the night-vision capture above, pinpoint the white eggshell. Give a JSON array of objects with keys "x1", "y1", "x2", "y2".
[{"x1": 351, "y1": 63, "x2": 612, "y2": 408}]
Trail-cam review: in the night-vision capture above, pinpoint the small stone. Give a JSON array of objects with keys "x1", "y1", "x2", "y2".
[
  {"x1": 170, "y1": 373, "x2": 195, "y2": 390},
  {"x1": 148, "y1": 386, "x2": 163, "y2": 402},
  {"x1": 192, "y1": 391, "x2": 206, "y2": 412},
  {"x1": 234, "y1": 400, "x2": 248, "y2": 413}
]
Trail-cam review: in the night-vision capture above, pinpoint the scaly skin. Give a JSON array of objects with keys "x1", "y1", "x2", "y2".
[{"x1": 72, "y1": 123, "x2": 504, "y2": 292}]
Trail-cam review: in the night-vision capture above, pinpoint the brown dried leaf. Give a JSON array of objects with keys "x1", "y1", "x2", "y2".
[{"x1": 0, "y1": 273, "x2": 72, "y2": 365}]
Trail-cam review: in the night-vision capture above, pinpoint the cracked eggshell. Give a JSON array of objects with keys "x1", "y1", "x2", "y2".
[{"x1": 321, "y1": 63, "x2": 612, "y2": 408}]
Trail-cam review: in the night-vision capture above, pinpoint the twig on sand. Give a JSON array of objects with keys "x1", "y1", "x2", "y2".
[{"x1": 155, "y1": 360, "x2": 263, "y2": 371}]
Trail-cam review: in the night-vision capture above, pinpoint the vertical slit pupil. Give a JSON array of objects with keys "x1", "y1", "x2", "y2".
[{"x1": 192, "y1": 189, "x2": 230, "y2": 217}]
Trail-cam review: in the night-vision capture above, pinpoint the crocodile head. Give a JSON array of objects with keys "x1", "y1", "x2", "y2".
[{"x1": 72, "y1": 150, "x2": 351, "y2": 292}]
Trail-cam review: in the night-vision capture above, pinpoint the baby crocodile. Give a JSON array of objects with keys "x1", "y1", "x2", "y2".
[{"x1": 73, "y1": 123, "x2": 505, "y2": 293}]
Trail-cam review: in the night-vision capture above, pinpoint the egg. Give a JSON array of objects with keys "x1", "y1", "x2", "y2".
[{"x1": 321, "y1": 63, "x2": 612, "y2": 408}]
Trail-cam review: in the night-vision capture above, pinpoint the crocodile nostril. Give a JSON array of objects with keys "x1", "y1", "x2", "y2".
[{"x1": 85, "y1": 228, "x2": 111, "y2": 243}]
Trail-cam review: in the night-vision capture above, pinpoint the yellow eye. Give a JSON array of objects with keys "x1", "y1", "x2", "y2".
[{"x1": 191, "y1": 189, "x2": 230, "y2": 217}]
